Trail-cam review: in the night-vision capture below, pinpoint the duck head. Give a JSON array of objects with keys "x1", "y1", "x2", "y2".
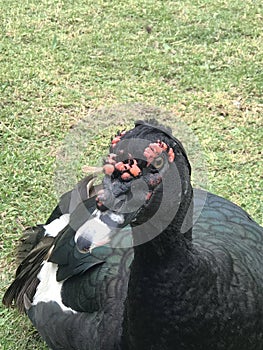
[{"x1": 95, "y1": 120, "x2": 193, "y2": 246}]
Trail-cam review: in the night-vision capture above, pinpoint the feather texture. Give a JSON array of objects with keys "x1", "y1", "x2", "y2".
[{"x1": 2, "y1": 121, "x2": 263, "y2": 350}]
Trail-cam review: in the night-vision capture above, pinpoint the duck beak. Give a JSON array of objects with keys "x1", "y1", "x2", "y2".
[{"x1": 96, "y1": 173, "x2": 149, "y2": 221}]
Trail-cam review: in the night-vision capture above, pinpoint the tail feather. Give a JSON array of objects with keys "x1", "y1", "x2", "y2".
[
  {"x1": 3, "y1": 237, "x2": 54, "y2": 312},
  {"x1": 16, "y1": 225, "x2": 46, "y2": 264}
]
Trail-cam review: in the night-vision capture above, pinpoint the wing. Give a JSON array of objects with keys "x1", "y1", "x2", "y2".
[
  {"x1": 193, "y1": 189, "x2": 263, "y2": 283},
  {"x1": 27, "y1": 232, "x2": 133, "y2": 350},
  {"x1": 2, "y1": 175, "x2": 101, "y2": 311},
  {"x1": 47, "y1": 197, "x2": 133, "y2": 312}
]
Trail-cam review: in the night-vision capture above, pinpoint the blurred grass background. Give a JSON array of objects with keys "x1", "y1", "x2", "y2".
[{"x1": 0, "y1": 0, "x2": 262, "y2": 348}]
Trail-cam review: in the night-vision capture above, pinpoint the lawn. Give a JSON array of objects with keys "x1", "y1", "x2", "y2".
[{"x1": 0, "y1": 0, "x2": 262, "y2": 348}]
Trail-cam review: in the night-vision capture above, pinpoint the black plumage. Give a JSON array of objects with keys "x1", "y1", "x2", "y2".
[
  {"x1": 2, "y1": 175, "x2": 101, "y2": 312},
  {"x1": 3, "y1": 120, "x2": 263, "y2": 350}
]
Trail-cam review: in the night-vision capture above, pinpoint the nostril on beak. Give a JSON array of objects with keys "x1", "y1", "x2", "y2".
[{"x1": 96, "y1": 182, "x2": 128, "y2": 213}]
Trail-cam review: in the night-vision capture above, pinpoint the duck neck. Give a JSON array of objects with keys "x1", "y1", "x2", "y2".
[
  {"x1": 121, "y1": 187, "x2": 195, "y2": 350},
  {"x1": 132, "y1": 184, "x2": 193, "y2": 263}
]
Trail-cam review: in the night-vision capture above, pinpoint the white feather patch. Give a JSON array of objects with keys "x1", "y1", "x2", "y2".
[
  {"x1": 74, "y1": 210, "x2": 111, "y2": 246},
  {"x1": 33, "y1": 261, "x2": 76, "y2": 313},
  {"x1": 43, "y1": 214, "x2": 70, "y2": 237}
]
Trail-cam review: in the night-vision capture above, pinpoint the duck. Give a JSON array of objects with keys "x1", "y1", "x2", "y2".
[{"x1": 3, "y1": 119, "x2": 263, "y2": 350}]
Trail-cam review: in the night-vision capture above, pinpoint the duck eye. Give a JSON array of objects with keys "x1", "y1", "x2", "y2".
[{"x1": 152, "y1": 156, "x2": 164, "y2": 169}]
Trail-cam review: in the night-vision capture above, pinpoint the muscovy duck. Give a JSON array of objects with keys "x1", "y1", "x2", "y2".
[{"x1": 3, "y1": 120, "x2": 263, "y2": 350}]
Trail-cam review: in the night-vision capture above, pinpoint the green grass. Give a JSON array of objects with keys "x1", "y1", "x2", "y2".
[{"x1": 0, "y1": 0, "x2": 262, "y2": 348}]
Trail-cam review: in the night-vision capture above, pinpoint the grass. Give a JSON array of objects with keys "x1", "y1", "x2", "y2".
[{"x1": 0, "y1": 0, "x2": 262, "y2": 348}]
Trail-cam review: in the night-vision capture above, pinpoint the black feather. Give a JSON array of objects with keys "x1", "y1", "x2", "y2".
[
  {"x1": 2, "y1": 175, "x2": 100, "y2": 312},
  {"x1": 2, "y1": 120, "x2": 263, "y2": 350},
  {"x1": 2, "y1": 237, "x2": 53, "y2": 311}
]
